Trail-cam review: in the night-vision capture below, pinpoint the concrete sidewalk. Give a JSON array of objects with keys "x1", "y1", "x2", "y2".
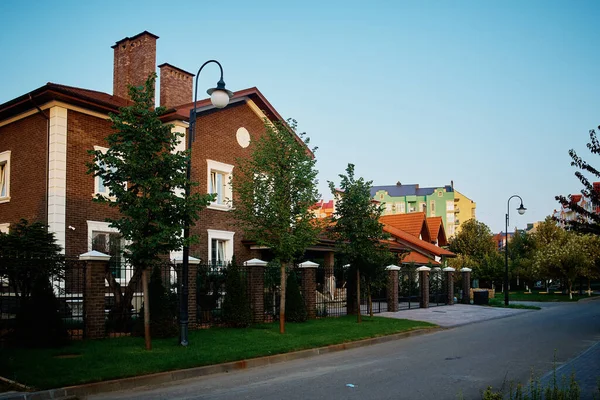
[{"x1": 379, "y1": 303, "x2": 536, "y2": 327}]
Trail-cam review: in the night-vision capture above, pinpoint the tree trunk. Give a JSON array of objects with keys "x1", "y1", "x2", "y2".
[
  {"x1": 356, "y1": 269, "x2": 361, "y2": 324},
  {"x1": 588, "y1": 278, "x2": 591, "y2": 296},
  {"x1": 142, "y1": 267, "x2": 151, "y2": 350},
  {"x1": 568, "y1": 280, "x2": 573, "y2": 300},
  {"x1": 279, "y1": 262, "x2": 287, "y2": 334}
]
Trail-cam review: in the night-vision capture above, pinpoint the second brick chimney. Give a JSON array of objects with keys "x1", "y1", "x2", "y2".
[
  {"x1": 112, "y1": 31, "x2": 159, "y2": 100},
  {"x1": 158, "y1": 63, "x2": 194, "y2": 109}
]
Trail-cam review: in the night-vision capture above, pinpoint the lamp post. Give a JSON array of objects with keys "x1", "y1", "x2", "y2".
[
  {"x1": 180, "y1": 60, "x2": 233, "y2": 346},
  {"x1": 504, "y1": 195, "x2": 526, "y2": 306}
]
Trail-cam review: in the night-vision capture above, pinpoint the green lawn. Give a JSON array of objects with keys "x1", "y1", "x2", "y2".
[
  {"x1": 0, "y1": 316, "x2": 435, "y2": 390},
  {"x1": 488, "y1": 298, "x2": 541, "y2": 310},
  {"x1": 495, "y1": 291, "x2": 598, "y2": 302}
]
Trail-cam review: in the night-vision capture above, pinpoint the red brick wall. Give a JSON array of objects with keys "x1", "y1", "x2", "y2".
[
  {"x1": 0, "y1": 113, "x2": 48, "y2": 226},
  {"x1": 188, "y1": 101, "x2": 271, "y2": 263},
  {"x1": 65, "y1": 110, "x2": 120, "y2": 257}
]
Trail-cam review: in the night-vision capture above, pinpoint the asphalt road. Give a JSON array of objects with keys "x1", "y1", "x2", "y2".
[{"x1": 90, "y1": 301, "x2": 600, "y2": 400}]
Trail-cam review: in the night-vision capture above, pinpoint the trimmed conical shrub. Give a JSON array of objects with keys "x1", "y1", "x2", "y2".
[
  {"x1": 222, "y1": 263, "x2": 252, "y2": 328},
  {"x1": 286, "y1": 271, "x2": 307, "y2": 322}
]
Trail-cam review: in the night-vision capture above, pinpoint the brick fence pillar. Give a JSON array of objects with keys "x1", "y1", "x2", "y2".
[
  {"x1": 79, "y1": 251, "x2": 111, "y2": 340},
  {"x1": 244, "y1": 258, "x2": 267, "y2": 323},
  {"x1": 443, "y1": 267, "x2": 455, "y2": 305},
  {"x1": 386, "y1": 265, "x2": 400, "y2": 312},
  {"x1": 174, "y1": 256, "x2": 200, "y2": 328},
  {"x1": 417, "y1": 266, "x2": 431, "y2": 309},
  {"x1": 461, "y1": 268, "x2": 472, "y2": 304},
  {"x1": 299, "y1": 261, "x2": 319, "y2": 320}
]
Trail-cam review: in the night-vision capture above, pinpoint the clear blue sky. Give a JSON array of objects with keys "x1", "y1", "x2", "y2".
[{"x1": 1, "y1": 0, "x2": 599, "y2": 233}]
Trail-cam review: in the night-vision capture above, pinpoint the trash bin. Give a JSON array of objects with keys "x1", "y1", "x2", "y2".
[{"x1": 473, "y1": 290, "x2": 489, "y2": 305}]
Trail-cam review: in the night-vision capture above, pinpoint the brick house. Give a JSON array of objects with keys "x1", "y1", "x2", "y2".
[{"x1": 0, "y1": 31, "x2": 298, "y2": 271}]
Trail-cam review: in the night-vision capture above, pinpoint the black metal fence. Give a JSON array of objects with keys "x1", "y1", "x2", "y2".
[
  {"x1": 0, "y1": 257, "x2": 86, "y2": 345},
  {"x1": 398, "y1": 265, "x2": 420, "y2": 310},
  {"x1": 315, "y1": 264, "x2": 349, "y2": 317},
  {"x1": 428, "y1": 268, "x2": 447, "y2": 307},
  {"x1": 105, "y1": 260, "x2": 179, "y2": 337}
]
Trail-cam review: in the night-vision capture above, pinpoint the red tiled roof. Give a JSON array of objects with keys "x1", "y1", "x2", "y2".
[
  {"x1": 380, "y1": 212, "x2": 429, "y2": 240},
  {"x1": 382, "y1": 223, "x2": 455, "y2": 258},
  {"x1": 426, "y1": 216, "x2": 447, "y2": 246},
  {"x1": 401, "y1": 251, "x2": 441, "y2": 266}
]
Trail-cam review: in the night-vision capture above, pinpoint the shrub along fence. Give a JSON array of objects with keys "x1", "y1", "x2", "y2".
[
  {"x1": 1, "y1": 252, "x2": 473, "y2": 346},
  {"x1": 0, "y1": 256, "x2": 86, "y2": 346}
]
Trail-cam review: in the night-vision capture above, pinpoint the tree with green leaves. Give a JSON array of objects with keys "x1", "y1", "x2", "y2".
[
  {"x1": 328, "y1": 164, "x2": 391, "y2": 323},
  {"x1": 555, "y1": 126, "x2": 600, "y2": 235},
  {"x1": 233, "y1": 118, "x2": 320, "y2": 334},
  {"x1": 508, "y1": 229, "x2": 536, "y2": 288},
  {"x1": 533, "y1": 228, "x2": 598, "y2": 299},
  {"x1": 448, "y1": 219, "x2": 501, "y2": 284},
  {"x1": 87, "y1": 73, "x2": 213, "y2": 349}
]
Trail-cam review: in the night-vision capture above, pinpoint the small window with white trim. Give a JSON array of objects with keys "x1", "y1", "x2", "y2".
[
  {"x1": 0, "y1": 151, "x2": 11, "y2": 203},
  {"x1": 207, "y1": 160, "x2": 234, "y2": 211},
  {"x1": 93, "y1": 146, "x2": 123, "y2": 199},
  {"x1": 88, "y1": 220, "x2": 130, "y2": 282},
  {"x1": 208, "y1": 229, "x2": 234, "y2": 266}
]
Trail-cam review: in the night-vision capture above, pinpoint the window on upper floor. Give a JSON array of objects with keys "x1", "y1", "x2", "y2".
[
  {"x1": 396, "y1": 202, "x2": 405, "y2": 213},
  {"x1": 93, "y1": 146, "x2": 125, "y2": 200},
  {"x1": 0, "y1": 151, "x2": 11, "y2": 203},
  {"x1": 207, "y1": 160, "x2": 234, "y2": 211},
  {"x1": 385, "y1": 203, "x2": 393, "y2": 214}
]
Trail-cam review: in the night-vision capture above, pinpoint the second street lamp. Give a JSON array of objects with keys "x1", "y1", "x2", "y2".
[
  {"x1": 504, "y1": 195, "x2": 526, "y2": 306},
  {"x1": 180, "y1": 60, "x2": 233, "y2": 347}
]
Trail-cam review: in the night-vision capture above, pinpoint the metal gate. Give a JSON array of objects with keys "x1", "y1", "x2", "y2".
[{"x1": 398, "y1": 265, "x2": 420, "y2": 310}]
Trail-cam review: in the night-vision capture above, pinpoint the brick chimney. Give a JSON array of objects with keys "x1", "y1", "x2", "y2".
[
  {"x1": 112, "y1": 31, "x2": 159, "y2": 100},
  {"x1": 158, "y1": 63, "x2": 194, "y2": 109}
]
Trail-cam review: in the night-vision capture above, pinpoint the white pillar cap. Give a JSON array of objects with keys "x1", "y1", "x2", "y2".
[
  {"x1": 416, "y1": 266, "x2": 431, "y2": 272},
  {"x1": 385, "y1": 265, "x2": 401, "y2": 271},
  {"x1": 298, "y1": 261, "x2": 319, "y2": 268},
  {"x1": 460, "y1": 268, "x2": 472, "y2": 272},
  {"x1": 443, "y1": 267, "x2": 456, "y2": 272},
  {"x1": 243, "y1": 258, "x2": 268, "y2": 267},
  {"x1": 79, "y1": 250, "x2": 111, "y2": 261},
  {"x1": 173, "y1": 256, "x2": 200, "y2": 265}
]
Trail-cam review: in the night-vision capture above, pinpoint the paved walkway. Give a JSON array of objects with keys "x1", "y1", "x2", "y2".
[{"x1": 379, "y1": 303, "x2": 535, "y2": 327}]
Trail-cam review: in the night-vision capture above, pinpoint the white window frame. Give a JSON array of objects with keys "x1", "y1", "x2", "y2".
[
  {"x1": 87, "y1": 220, "x2": 132, "y2": 285},
  {"x1": 92, "y1": 146, "x2": 125, "y2": 200},
  {"x1": 207, "y1": 160, "x2": 234, "y2": 211},
  {"x1": 0, "y1": 223, "x2": 9, "y2": 233},
  {"x1": 0, "y1": 151, "x2": 11, "y2": 203},
  {"x1": 396, "y1": 202, "x2": 405, "y2": 213},
  {"x1": 207, "y1": 229, "x2": 235, "y2": 265}
]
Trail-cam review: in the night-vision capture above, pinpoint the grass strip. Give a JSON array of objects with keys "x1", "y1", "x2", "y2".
[
  {"x1": 494, "y1": 291, "x2": 597, "y2": 302},
  {"x1": 0, "y1": 316, "x2": 434, "y2": 390}
]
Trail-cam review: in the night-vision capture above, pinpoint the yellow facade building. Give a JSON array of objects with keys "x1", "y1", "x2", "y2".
[{"x1": 453, "y1": 190, "x2": 476, "y2": 235}]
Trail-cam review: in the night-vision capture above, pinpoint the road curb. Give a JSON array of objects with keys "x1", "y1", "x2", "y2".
[{"x1": 0, "y1": 327, "x2": 443, "y2": 400}]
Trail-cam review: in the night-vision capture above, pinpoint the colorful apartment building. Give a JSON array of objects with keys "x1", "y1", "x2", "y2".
[
  {"x1": 453, "y1": 190, "x2": 476, "y2": 235},
  {"x1": 553, "y1": 182, "x2": 600, "y2": 228},
  {"x1": 370, "y1": 182, "x2": 457, "y2": 237}
]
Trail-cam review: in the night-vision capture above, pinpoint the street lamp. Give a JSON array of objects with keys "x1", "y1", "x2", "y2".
[
  {"x1": 180, "y1": 60, "x2": 233, "y2": 346},
  {"x1": 504, "y1": 195, "x2": 526, "y2": 306}
]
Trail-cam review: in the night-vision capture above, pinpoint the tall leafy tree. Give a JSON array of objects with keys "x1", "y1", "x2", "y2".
[
  {"x1": 533, "y1": 229, "x2": 598, "y2": 299},
  {"x1": 448, "y1": 219, "x2": 502, "y2": 284},
  {"x1": 328, "y1": 164, "x2": 391, "y2": 323},
  {"x1": 555, "y1": 126, "x2": 600, "y2": 235},
  {"x1": 233, "y1": 118, "x2": 320, "y2": 334},
  {"x1": 87, "y1": 73, "x2": 213, "y2": 349}
]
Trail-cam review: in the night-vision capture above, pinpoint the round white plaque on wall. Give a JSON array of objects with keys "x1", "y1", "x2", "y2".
[{"x1": 236, "y1": 127, "x2": 250, "y2": 148}]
